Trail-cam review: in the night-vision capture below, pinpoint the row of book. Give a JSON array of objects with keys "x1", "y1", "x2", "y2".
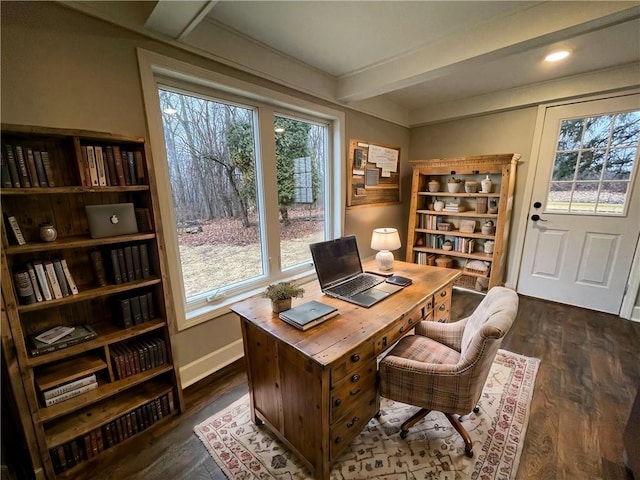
[
  {"x1": 110, "y1": 336, "x2": 167, "y2": 380},
  {"x1": 78, "y1": 144, "x2": 145, "y2": 188},
  {"x1": 418, "y1": 214, "x2": 442, "y2": 230},
  {"x1": 414, "y1": 252, "x2": 436, "y2": 266},
  {"x1": 114, "y1": 292, "x2": 156, "y2": 328},
  {"x1": 2, "y1": 144, "x2": 56, "y2": 188},
  {"x1": 106, "y1": 245, "x2": 151, "y2": 285},
  {"x1": 40, "y1": 372, "x2": 98, "y2": 407},
  {"x1": 49, "y1": 392, "x2": 173, "y2": 474},
  {"x1": 424, "y1": 234, "x2": 476, "y2": 253},
  {"x1": 14, "y1": 259, "x2": 79, "y2": 305}
]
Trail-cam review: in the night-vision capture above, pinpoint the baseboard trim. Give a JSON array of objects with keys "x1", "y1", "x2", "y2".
[
  {"x1": 631, "y1": 306, "x2": 640, "y2": 323},
  {"x1": 179, "y1": 339, "x2": 244, "y2": 389}
]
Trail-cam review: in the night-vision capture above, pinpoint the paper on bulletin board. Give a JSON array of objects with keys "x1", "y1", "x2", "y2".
[{"x1": 368, "y1": 144, "x2": 399, "y2": 176}]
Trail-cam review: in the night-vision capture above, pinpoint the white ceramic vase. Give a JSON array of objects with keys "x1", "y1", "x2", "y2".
[{"x1": 481, "y1": 175, "x2": 492, "y2": 193}]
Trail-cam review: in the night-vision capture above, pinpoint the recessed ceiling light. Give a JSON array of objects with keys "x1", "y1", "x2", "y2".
[{"x1": 545, "y1": 50, "x2": 570, "y2": 62}]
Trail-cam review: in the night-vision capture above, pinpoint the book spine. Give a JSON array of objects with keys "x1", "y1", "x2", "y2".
[
  {"x1": 4, "y1": 145, "x2": 22, "y2": 187},
  {"x1": 1, "y1": 150, "x2": 13, "y2": 188},
  {"x1": 60, "y1": 258, "x2": 79, "y2": 295},
  {"x1": 146, "y1": 292, "x2": 155, "y2": 319},
  {"x1": 42, "y1": 374, "x2": 97, "y2": 400},
  {"x1": 127, "y1": 151, "x2": 136, "y2": 185},
  {"x1": 112, "y1": 146, "x2": 127, "y2": 186},
  {"x1": 139, "y1": 243, "x2": 151, "y2": 278},
  {"x1": 109, "y1": 248, "x2": 122, "y2": 284},
  {"x1": 33, "y1": 262, "x2": 53, "y2": 301},
  {"x1": 44, "y1": 381, "x2": 98, "y2": 406},
  {"x1": 105, "y1": 146, "x2": 118, "y2": 187},
  {"x1": 139, "y1": 293, "x2": 149, "y2": 322},
  {"x1": 79, "y1": 145, "x2": 91, "y2": 186},
  {"x1": 131, "y1": 244, "x2": 141, "y2": 280},
  {"x1": 117, "y1": 298, "x2": 132, "y2": 328},
  {"x1": 44, "y1": 261, "x2": 63, "y2": 299},
  {"x1": 123, "y1": 246, "x2": 135, "y2": 282},
  {"x1": 117, "y1": 248, "x2": 128, "y2": 283},
  {"x1": 26, "y1": 263, "x2": 43, "y2": 302},
  {"x1": 130, "y1": 295, "x2": 142, "y2": 325},
  {"x1": 24, "y1": 147, "x2": 40, "y2": 187},
  {"x1": 14, "y1": 270, "x2": 36, "y2": 305},
  {"x1": 52, "y1": 260, "x2": 70, "y2": 297},
  {"x1": 134, "y1": 150, "x2": 145, "y2": 184},
  {"x1": 86, "y1": 146, "x2": 99, "y2": 187},
  {"x1": 89, "y1": 250, "x2": 108, "y2": 287},
  {"x1": 14, "y1": 145, "x2": 32, "y2": 187},
  {"x1": 6, "y1": 215, "x2": 26, "y2": 245},
  {"x1": 33, "y1": 150, "x2": 49, "y2": 187},
  {"x1": 94, "y1": 146, "x2": 107, "y2": 186},
  {"x1": 40, "y1": 151, "x2": 56, "y2": 187},
  {"x1": 121, "y1": 150, "x2": 132, "y2": 185}
]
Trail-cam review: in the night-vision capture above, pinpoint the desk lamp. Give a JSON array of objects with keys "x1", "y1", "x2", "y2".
[{"x1": 371, "y1": 227, "x2": 401, "y2": 271}]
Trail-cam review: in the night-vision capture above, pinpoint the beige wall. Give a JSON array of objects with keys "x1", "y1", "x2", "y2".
[
  {"x1": 1, "y1": 1, "x2": 410, "y2": 385},
  {"x1": 410, "y1": 109, "x2": 538, "y2": 286}
]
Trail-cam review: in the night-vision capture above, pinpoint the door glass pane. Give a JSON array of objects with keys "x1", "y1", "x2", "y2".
[
  {"x1": 274, "y1": 115, "x2": 326, "y2": 270},
  {"x1": 546, "y1": 110, "x2": 640, "y2": 215},
  {"x1": 158, "y1": 89, "x2": 263, "y2": 300}
]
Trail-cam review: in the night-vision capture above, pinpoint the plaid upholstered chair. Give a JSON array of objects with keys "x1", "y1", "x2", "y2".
[{"x1": 378, "y1": 286, "x2": 519, "y2": 458}]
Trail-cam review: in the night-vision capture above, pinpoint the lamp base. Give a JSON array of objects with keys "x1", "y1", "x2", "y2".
[{"x1": 375, "y1": 250, "x2": 395, "y2": 271}]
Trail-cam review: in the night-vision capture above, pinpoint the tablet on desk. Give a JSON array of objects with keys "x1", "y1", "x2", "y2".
[{"x1": 386, "y1": 275, "x2": 412, "y2": 287}]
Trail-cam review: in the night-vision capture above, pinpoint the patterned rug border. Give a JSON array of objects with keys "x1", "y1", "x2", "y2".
[{"x1": 195, "y1": 349, "x2": 540, "y2": 480}]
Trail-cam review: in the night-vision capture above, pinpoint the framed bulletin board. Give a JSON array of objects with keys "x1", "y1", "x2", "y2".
[{"x1": 347, "y1": 138, "x2": 401, "y2": 207}]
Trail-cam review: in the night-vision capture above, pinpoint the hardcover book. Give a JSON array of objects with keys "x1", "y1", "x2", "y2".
[
  {"x1": 278, "y1": 300, "x2": 338, "y2": 331},
  {"x1": 29, "y1": 324, "x2": 98, "y2": 357}
]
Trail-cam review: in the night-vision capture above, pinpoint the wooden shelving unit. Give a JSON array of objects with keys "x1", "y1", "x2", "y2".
[
  {"x1": 406, "y1": 154, "x2": 519, "y2": 292},
  {"x1": 1, "y1": 124, "x2": 184, "y2": 479}
]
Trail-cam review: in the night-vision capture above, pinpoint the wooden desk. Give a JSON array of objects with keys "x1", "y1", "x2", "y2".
[{"x1": 230, "y1": 261, "x2": 460, "y2": 480}]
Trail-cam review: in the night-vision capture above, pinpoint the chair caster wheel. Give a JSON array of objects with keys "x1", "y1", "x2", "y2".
[
  {"x1": 400, "y1": 430, "x2": 408, "y2": 439},
  {"x1": 473, "y1": 406, "x2": 480, "y2": 414},
  {"x1": 465, "y1": 449, "x2": 474, "y2": 458}
]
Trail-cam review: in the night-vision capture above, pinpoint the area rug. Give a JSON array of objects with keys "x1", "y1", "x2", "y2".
[{"x1": 194, "y1": 349, "x2": 539, "y2": 480}]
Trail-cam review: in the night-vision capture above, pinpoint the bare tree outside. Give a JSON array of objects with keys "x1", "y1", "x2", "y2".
[{"x1": 158, "y1": 89, "x2": 325, "y2": 300}]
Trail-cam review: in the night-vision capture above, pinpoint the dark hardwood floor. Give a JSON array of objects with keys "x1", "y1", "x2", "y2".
[{"x1": 22, "y1": 290, "x2": 640, "y2": 479}]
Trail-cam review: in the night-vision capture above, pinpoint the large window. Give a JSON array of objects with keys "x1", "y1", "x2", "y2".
[{"x1": 157, "y1": 87, "x2": 330, "y2": 313}]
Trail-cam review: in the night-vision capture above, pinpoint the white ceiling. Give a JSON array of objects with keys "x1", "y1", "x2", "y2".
[{"x1": 64, "y1": 1, "x2": 640, "y2": 126}]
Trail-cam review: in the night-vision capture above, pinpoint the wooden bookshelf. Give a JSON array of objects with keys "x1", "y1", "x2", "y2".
[
  {"x1": 406, "y1": 154, "x2": 519, "y2": 292},
  {"x1": 1, "y1": 124, "x2": 184, "y2": 479}
]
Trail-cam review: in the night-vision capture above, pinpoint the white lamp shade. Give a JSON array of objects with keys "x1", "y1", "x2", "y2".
[{"x1": 370, "y1": 228, "x2": 401, "y2": 252}]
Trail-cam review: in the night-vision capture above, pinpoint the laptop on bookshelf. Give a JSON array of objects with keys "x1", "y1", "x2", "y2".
[
  {"x1": 85, "y1": 203, "x2": 139, "y2": 239},
  {"x1": 309, "y1": 235, "x2": 402, "y2": 308}
]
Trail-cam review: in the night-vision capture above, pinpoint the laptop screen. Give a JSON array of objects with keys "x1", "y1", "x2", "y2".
[{"x1": 310, "y1": 235, "x2": 363, "y2": 289}]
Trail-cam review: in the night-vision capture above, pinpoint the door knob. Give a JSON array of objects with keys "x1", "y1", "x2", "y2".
[{"x1": 530, "y1": 214, "x2": 547, "y2": 222}]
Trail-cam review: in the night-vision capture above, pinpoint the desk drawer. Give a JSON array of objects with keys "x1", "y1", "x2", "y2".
[
  {"x1": 330, "y1": 392, "x2": 377, "y2": 460},
  {"x1": 374, "y1": 304, "x2": 423, "y2": 355},
  {"x1": 434, "y1": 284, "x2": 452, "y2": 323},
  {"x1": 331, "y1": 342, "x2": 376, "y2": 387},
  {"x1": 330, "y1": 363, "x2": 377, "y2": 423}
]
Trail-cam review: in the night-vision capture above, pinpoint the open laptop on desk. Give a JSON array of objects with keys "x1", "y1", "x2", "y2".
[{"x1": 309, "y1": 235, "x2": 403, "y2": 308}]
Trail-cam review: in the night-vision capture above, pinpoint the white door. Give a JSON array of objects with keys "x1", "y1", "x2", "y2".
[{"x1": 518, "y1": 94, "x2": 640, "y2": 314}]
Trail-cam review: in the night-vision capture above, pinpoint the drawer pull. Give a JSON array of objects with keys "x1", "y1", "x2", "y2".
[
  {"x1": 438, "y1": 318, "x2": 447, "y2": 323},
  {"x1": 334, "y1": 398, "x2": 342, "y2": 407},
  {"x1": 351, "y1": 353, "x2": 360, "y2": 362},
  {"x1": 349, "y1": 388, "x2": 361, "y2": 396},
  {"x1": 440, "y1": 290, "x2": 447, "y2": 297},
  {"x1": 399, "y1": 326, "x2": 405, "y2": 333},
  {"x1": 351, "y1": 374, "x2": 360, "y2": 383},
  {"x1": 408, "y1": 318, "x2": 414, "y2": 325},
  {"x1": 347, "y1": 416, "x2": 360, "y2": 428},
  {"x1": 439, "y1": 304, "x2": 446, "y2": 311},
  {"x1": 334, "y1": 436, "x2": 341, "y2": 444}
]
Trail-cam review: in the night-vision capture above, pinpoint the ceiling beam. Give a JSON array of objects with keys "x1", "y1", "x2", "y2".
[
  {"x1": 337, "y1": 2, "x2": 640, "y2": 103},
  {"x1": 145, "y1": 0, "x2": 217, "y2": 40}
]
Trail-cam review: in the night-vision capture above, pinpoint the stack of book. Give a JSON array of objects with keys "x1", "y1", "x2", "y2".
[
  {"x1": 109, "y1": 336, "x2": 167, "y2": 380},
  {"x1": 106, "y1": 244, "x2": 151, "y2": 284},
  {"x1": 29, "y1": 324, "x2": 97, "y2": 357},
  {"x1": 41, "y1": 372, "x2": 99, "y2": 407},
  {"x1": 48, "y1": 392, "x2": 173, "y2": 474},
  {"x1": 14, "y1": 259, "x2": 79, "y2": 305},
  {"x1": 77, "y1": 144, "x2": 145, "y2": 188},
  {"x1": 444, "y1": 202, "x2": 466, "y2": 212},
  {"x1": 2, "y1": 144, "x2": 56, "y2": 188}
]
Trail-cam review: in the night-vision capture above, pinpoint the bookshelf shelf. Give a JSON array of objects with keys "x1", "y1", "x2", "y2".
[
  {"x1": 1, "y1": 124, "x2": 183, "y2": 479},
  {"x1": 407, "y1": 154, "x2": 519, "y2": 292}
]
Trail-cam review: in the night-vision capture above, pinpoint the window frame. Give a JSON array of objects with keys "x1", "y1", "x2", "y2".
[{"x1": 137, "y1": 49, "x2": 345, "y2": 330}]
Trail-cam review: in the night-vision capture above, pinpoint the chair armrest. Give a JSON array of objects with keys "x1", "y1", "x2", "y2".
[
  {"x1": 380, "y1": 354, "x2": 462, "y2": 375},
  {"x1": 415, "y1": 317, "x2": 468, "y2": 352}
]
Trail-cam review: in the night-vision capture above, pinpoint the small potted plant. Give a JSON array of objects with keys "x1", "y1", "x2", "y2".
[
  {"x1": 263, "y1": 281, "x2": 305, "y2": 313},
  {"x1": 447, "y1": 177, "x2": 462, "y2": 193}
]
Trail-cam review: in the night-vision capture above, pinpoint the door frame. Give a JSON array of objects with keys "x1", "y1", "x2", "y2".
[{"x1": 509, "y1": 89, "x2": 640, "y2": 320}]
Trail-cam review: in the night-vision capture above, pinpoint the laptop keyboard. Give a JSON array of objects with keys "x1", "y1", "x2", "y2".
[{"x1": 328, "y1": 274, "x2": 384, "y2": 297}]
